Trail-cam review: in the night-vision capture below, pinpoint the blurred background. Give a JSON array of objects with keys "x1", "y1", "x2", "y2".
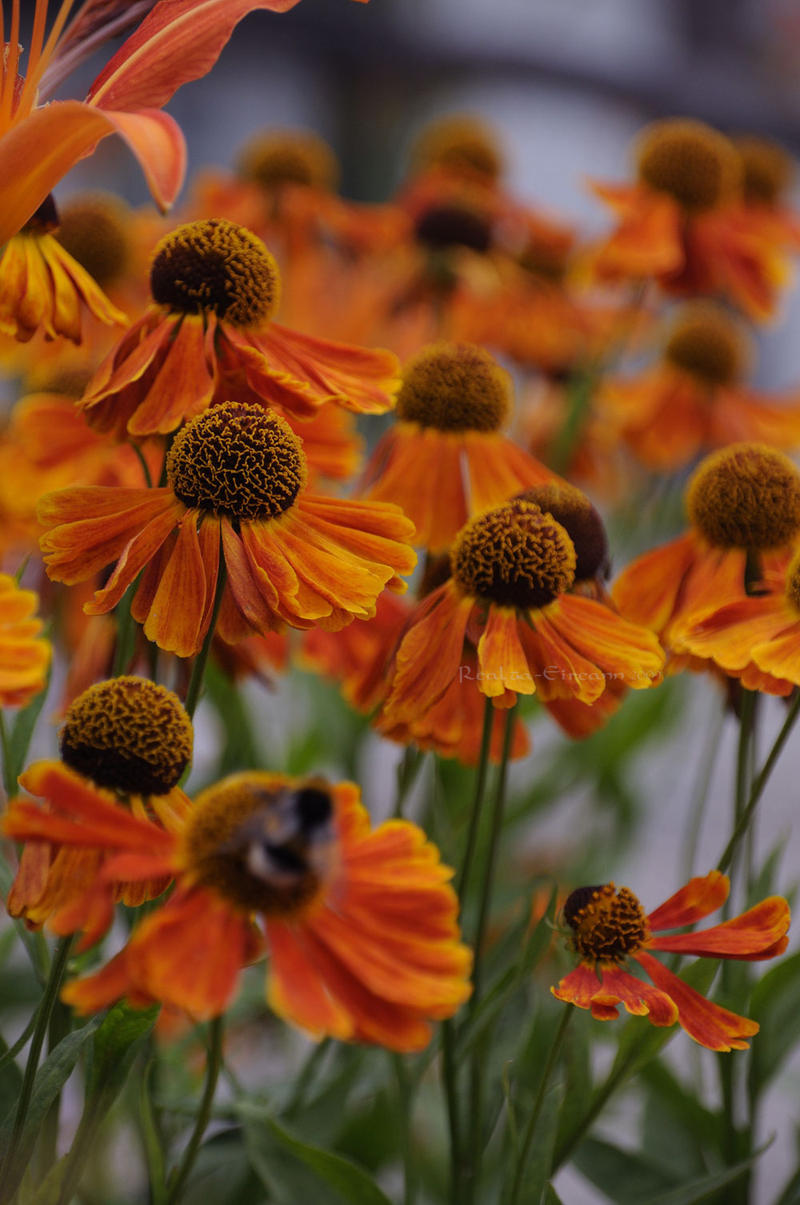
[{"x1": 50, "y1": 2, "x2": 800, "y2": 1200}]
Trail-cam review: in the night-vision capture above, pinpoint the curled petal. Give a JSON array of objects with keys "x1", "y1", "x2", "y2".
[
  {"x1": 635, "y1": 950, "x2": 759, "y2": 1051},
  {"x1": 646, "y1": 870, "x2": 729, "y2": 931},
  {"x1": 649, "y1": 896, "x2": 790, "y2": 960}
]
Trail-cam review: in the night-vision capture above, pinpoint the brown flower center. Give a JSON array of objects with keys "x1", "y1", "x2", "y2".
[
  {"x1": 514, "y1": 483, "x2": 608, "y2": 581},
  {"x1": 56, "y1": 193, "x2": 131, "y2": 287},
  {"x1": 150, "y1": 219, "x2": 280, "y2": 327},
  {"x1": 167, "y1": 402, "x2": 307, "y2": 522},
  {"x1": 414, "y1": 204, "x2": 493, "y2": 253},
  {"x1": 687, "y1": 443, "x2": 800, "y2": 550},
  {"x1": 396, "y1": 342, "x2": 511, "y2": 432},
  {"x1": 636, "y1": 119, "x2": 741, "y2": 213},
  {"x1": 736, "y1": 136, "x2": 794, "y2": 208},
  {"x1": 412, "y1": 114, "x2": 504, "y2": 184},
  {"x1": 183, "y1": 773, "x2": 336, "y2": 916},
  {"x1": 663, "y1": 303, "x2": 747, "y2": 387},
  {"x1": 60, "y1": 677, "x2": 193, "y2": 796},
  {"x1": 563, "y1": 883, "x2": 649, "y2": 964},
  {"x1": 451, "y1": 500, "x2": 576, "y2": 608},
  {"x1": 237, "y1": 130, "x2": 339, "y2": 192}
]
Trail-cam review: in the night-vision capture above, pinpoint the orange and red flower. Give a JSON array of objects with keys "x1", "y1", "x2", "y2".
[
  {"x1": 4, "y1": 764, "x2": 472, "y2": 1051},
  {"x1": 38, "y1": 403, "x2": 416, "y2": 658},
  {"x1": 552, "y1": 872, "x2": 789, "y2": 1050},
  {"x1": 0, "y1": 574, "x2": 50, "y2": 708}
]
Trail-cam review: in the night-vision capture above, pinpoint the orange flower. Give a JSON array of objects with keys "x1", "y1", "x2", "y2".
[
  {"x1": 384, "y1": 498, "x2": 663, "y2": 724},
  {"x1": 38, "y1": 403, "x2": 416, "y2": 658},
  {"x1": 79, "y1": 219, "x2": 399, "y2": 439},
  {"x1": 552, "y1": 872, "x2": 789, "y2": 1050},
  {"x1": 0, "y1": 195, "x2": 125, "y2": 343},
  {"x1": 586, "y1": 119, "x2": 790, "y2": 320},
  {"x1": 0, "y1": 574, "x2": 50, "y2": 707},
  {"x1": 6, "y1": 678, "x2": 194, "y2": 950},
  {"x1": 735, "y1": 135, "x2": 800, "y2": 253},
  {"x1": 612, "y1": 444, "x2": 800, "y2": 654},
  {"x1": 363, "y1": 343, "x2": 556, "y2": 553},
  {"x1": 599, "y1": 303, "x2": 800, "y2": 472},
  {"x1": 679, "y1": 548, "x2": 800, "y2": 694},
  {"x1": 4, "y1": 766, "x2": 472, "y2": 1051}
]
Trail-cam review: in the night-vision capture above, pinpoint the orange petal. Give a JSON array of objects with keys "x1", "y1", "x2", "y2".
[
  {"x1": 477, "y1": 606, "x2": 535, "y2": 698},
  {"x1": 551, "y1": 594, "x2": 665, "y2": 689},
  {"x1": 266, "y1": 919, "x2": 355, "y2": 1041},
  {"x1": 649, "y1": 896, "x2": 790, "y2": 960},
  {"x1": 635, "y1": 950, "x2": 759, "y2": 1051},
  {"x1": 646, "y1": 871, "x2": 729, "y2": 931},
  {"x1": 62, "y1": 949, "x2": 137, "y2": 1014},
  {"x1": 143, "y1": 513, "x2": 208, "y2": 656},
  {"x1": 385, "y1": 584, "x2": 473, "y2": 722},
  {"x1": 612, "y1": 534, "x2": 696, "y2": 633},
  {"x1": 550, "y1": 963, "x2": 620, "y2": 1021}
]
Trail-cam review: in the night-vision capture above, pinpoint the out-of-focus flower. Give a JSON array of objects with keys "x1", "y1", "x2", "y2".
[
  {"x1": 735, "y1": 135, "x2": 800, "y2": 250},
  {"x1": 5, "y1": 767, "x2": 472, "y2": 1050},
  {"x1": 0, "y1": 574, "x2": 50, "y2": 708},
  {"x1": 363, "y1": 343, "x2": 556, "y2": 554},
  {"x1": 598, "y1": 303, "x2": 800, "y2": 471},
  {"x1": 79, "y1": 219, "x2": 399, "y2": 439},
  {"x1": 384, "y1": 499, "x2": 663, "y2": 723},
  {"x1": 6, "y1": 678, "x2": 194, "y2": 949},
  {"x1": 612, "y1": 443, "x2": 800, "y2": 661},
  {"x1": 38, "y1": 403, "x2": 416, "y2": 658},
  {"x1": 552, "y1": 872, "x2": 789, "y2": 1050},
  {"x1": 585, "y1": 119, "x2": 791, "y2": 320}
]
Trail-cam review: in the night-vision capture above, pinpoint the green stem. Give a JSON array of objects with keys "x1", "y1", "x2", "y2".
[
  {"x1": 680, "y1": 699, "x2": 725, "y2": 880},
  {"x1": 392, "y1": 1054, "x2": 417, "y2": 1205},
  {"x1": 464, "y1": 705, "x2": 517, "y2": 1203},
  {"x1": 456, "y1": 698, "x2": 494, "y2": 899},
  {"x1": 393, "y1": 746, "x2": 425, "y2": 818},
  {"x1": 0, "y1": 937, "x2": 73, "y2": 1192},
  {"x1": 285, "y1": 1038, "x2": 330, "y2": 1114},
  {"x1": 716, "y1": 690, "x2": 800, "y2": 875},
  {"x1": 0, "y1": 710, "x2": 13, "y2": 797},
  {"x1": 165, "y1": 1016, "x2": 224, "y2": 1205},
  {"x1": 112, "y1": 578, "x2": 141, "y2": 678},
  {"x1": 441, "y1": 1021, "x2": 463, "y2": 1205},
  {"x1": 507, "y1": 1008, "x2": 573, "y2": 1205},
  {"x1": 552, "y1": 1040, "x2": 639, "y2": 1172},
  {"x1": 184, "y1": 561, "x2": 227, "y2": 719},
  {"x1": 131, "y1": 443, "x2": 153, "y2": 489}
]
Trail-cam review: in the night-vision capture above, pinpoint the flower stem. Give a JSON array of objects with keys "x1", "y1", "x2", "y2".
[
  {"x1": 392, "y1": 1053, "x2": 417, "y2": 1205},
  {"x1": 393, "y1": 745, "x2": 425, "y2": 818},
  {"x1": 165, "y1": 1016, "x2": 224, "y2": 1205},
  {"x1": 716, "y1": 690, "x2": 800, "y2": 876},
  {"x1": 184, "y1": 561, "x2": 227, "y2": 719},
  {"x1": 463, "y1": 704, "x2": 517, "y2": 1202},
  {"x1": 456, "y1": 697, "x2": 494, "y2": 898},
  {"x1": 507, "y1": 1007, "x2": 573, "y2": 1205},
  {"x1": 0, "y1": 936, "x2": 73, "y2": 1191},
  {"x1": 680, "y1": 698, "x2": 725, "y2": 880}
]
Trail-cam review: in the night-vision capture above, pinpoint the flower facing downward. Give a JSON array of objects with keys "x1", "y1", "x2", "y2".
[
  {"x1": 384, "y1": 499, "x2": 663, "y2": 722},
  {"x1": 39, "y1": 402, "x2": 416, "y2": 658},
  {"x1": 6, "y1": 678, "x2": 194, "y2": 950},
  {"x1": 363, "y1": 343, "x2": 555, "y2": 553},
  {"x1": 636, "y1": 120, "x2": 741, "y2": 214},
  {"x1": 0, "y1": 197, "x2": 126, "y2": 343},
  {"x1": 5, "y1": 768, "x2": 472, "y2": 1050},
  {"x1": 552, "y1": 873, "x2": 789, "y2": 1050},
  {"x1": 79, "y1": 218, "x2": 399, "y2": 439},
  {"x1": 613, "y1": 443, "x2": 800, "y2": 655}
]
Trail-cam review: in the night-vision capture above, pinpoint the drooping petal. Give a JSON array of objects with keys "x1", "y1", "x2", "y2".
[
  {"x1": 646, "y1": 870, "x2": 729, "y2": 931},
  {"x1": 384, "y1": 583, "x2": 474, "y2": 722},
  {"x1": 0, "y1": 101, "x2": 185, "y2": 243},
  {"x1": 649, "y1": 896, "x2": 790, "y2": 960},
  {"x1": 476, "y1": 606, "x2": 535, "y2": 699},
  {"x1": 550, "y1": 963, "x2": 620, "y2": 1021},
  {"x1": 635, "y1": 950, "x2": 759, "y2": 1051}
]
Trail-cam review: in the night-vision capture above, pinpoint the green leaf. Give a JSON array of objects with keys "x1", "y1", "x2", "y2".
[
  {"x1": 0, "y1": 1016, "x2": 103, "y2": 1199},
  {"x1": 644, "y1": 1148, "x2": 768, "y2": 1205},
  {"x1": 18, "y1": 1155, "x2": 68, "y2": 1205},
  {"x1": 640, "y1": 1061, "x2": 721, "y2": 1175},
  {"x1": 84, "y1": 1001, "x2": 159, "y2": 1101},
  {"x1": 573, "y1": 1137, "x2": 680, "y2": 1202},
  {"x1": 240, "y1": 1107, "x2": 393, "y2": 1205},
  {"x1": 748, "y1": 951, "x2": 800, "y2": 1099}
]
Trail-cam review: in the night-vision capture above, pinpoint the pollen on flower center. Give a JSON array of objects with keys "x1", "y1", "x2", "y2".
[
  {"x1": 563, "y1": 883, "x2": 649, "y2": 964},
  {"x1": 687, "y1": 443, "x2": 800, "y2": 550},
  {"x1": 784, "y1": 550, "x2": 800, "y2": 614},
  {"x1": 56, "y1": 193, "x2": 131, "y2": 287},
  {"x1": 150, "y1": 219, "x2": 281, "y2": 327},
  {"x1": 396, "y1": 342, "x2": 511, "y2": 432},
  {"x1": 237, "y1": 129, "x2": 339, "y2": 192},
  {"x1": 451, "y1": 499, "x2": 576, "y2": 608},
  {"x1": 183, "y1": 773, "x2": 336, "y2": 916},
  {"x1": 414, "y1": 203, "x2": 492, "y2": 253},
  {"x1": 60, "y1": 677, "x2": 193, "y2": 796},
  {"x1": 514, "y1": 483, "x2": 609, "y2": 581},
  {"x1": 412, "y1": 114, "x2": 504, "y2": 183},
  {"x1": 663, "y1": 303, "x2": 747, "y2": 387},
  {"x1": 736, "y1": 136, "x2": 794, "y2": 207},
  {"x1": 636, "y1": 119, "x2": 741, "y2": 212},
  {"x1": 167, "y1": 402, "x2": 307, "y2": 522}
]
